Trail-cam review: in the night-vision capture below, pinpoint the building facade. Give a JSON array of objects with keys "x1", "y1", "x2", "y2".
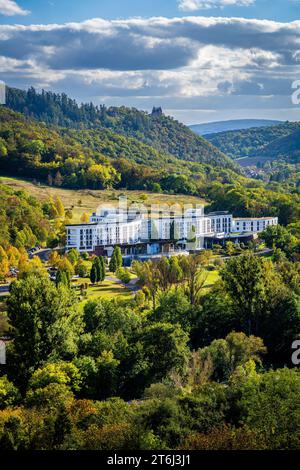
[{"x1": 66, "y1": 208, "x2": 278, "y2": 257}]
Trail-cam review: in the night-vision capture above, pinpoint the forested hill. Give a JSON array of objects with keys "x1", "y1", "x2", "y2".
[
  {"x1": 206, "y1": 121, "x2": 300, "y2": 159},
  {"x1": 0, "y1": 107, "x2": 241, "y2": 192},
  {"x1": 6, "y1": 86, "x2": 235, "y2": 169},
  {"x1": 258, "y1": 129, "x2": 300, "y2": 163}
]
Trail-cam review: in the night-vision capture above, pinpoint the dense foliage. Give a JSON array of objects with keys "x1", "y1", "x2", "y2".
[
  {"x1": 0, "y1": 107, "x2": 240, "y2": 193},
  {"x1": 6, "y1": 87, "x2": 235, "y2": 169},
  {"x1": 207, "y1": 121, "x2": 300, "y2": 159},
  {"x1": 0, "y1": 85, "x2": 299, "y2": 451},
  {"x1": 0, "y1": 183, "x2": 55, "y2": 250},
  {"x1": 206, "y1": 181, "x2": 300, "y2": 225},
  {"x1": 0, "y1": 250, "x2": 299, "y2": 450}
]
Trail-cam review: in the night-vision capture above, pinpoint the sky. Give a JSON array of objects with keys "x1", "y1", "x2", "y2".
[{"x1": 1, "y1": 0, "x2": 300, "y2": 124}]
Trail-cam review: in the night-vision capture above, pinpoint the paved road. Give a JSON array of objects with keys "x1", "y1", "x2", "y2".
[
  {"x1": 0, "y1": 285, "x2": 9, "y2": 295},
  {"x1": 29, "y1": 248, "x2": 52, "y2": 261},
  {"x1": 106, "y1": 276, "x2": 140, "y2": 293}
]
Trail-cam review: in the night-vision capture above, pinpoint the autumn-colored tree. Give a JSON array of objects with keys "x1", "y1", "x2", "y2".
[
  {"x1": 57, "y1": 257, "x2": 75, "y2": 278},
  {"x1": 48, "y1": 250, "x2": 61, "y2": 268},
  {"x1": 6, "y1": 246, "x2": 21, "y2": 268},
  {"x1": 0, "y1": 246, "x2": 9, "y2": 280},
  {"x1": 54, "y1": 196, "x2": 65, "y2": 218},
  {"x1": 80, "y1": 213, "x2": 90, "y2": 224},
  {"x1": 181, "y1": 425, "x2": 264, "y2": 450},
  {"x1": 18, "y1": 256, "x2": 48, "y2": 279}
]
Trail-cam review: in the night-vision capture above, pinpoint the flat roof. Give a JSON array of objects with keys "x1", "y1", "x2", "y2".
[
  {"x1": 234, "y1": 217, "x2": 277, "y2": 221},
  {"x1": 207, "y1": 211, "x2": 230, "y2": 216},
  {"x1": 66, "y1": 223, "x2": 98, "y2": 227}
]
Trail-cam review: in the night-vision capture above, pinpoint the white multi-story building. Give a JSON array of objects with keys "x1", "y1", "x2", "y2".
[{"x1": 66, "y1": 207, "x2": 278, "y2": 257}]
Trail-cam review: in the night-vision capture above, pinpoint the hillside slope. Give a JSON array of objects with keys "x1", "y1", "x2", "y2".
[
  {"x1": 6, "y1": 87, "x2": 235, "y2": 170},
  {"x1": 0, "y1": 107, "x2": 241, "y2": 193},
  {"x1": 258, "y1": 130, "x2": 300, "y2": 163},
  {"x1": 206, "y1": 122, "x2": 300, "y2": 159}
]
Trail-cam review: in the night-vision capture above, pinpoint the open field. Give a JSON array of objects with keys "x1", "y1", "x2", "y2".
[{"x1": 0, "y1": 176, "x2": 205, "y2": 223}]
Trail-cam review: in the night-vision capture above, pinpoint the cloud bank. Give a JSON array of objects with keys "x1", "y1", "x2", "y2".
[{"x1": 0, "y1": 15, "x2": 299, "y2": 120}]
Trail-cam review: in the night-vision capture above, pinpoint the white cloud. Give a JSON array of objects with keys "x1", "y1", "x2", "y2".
[
  {"x1": 178, "y1": 0, "x2": 255, "y2": 11},
  {"x1": 0, "y1": 0, "x2": 30, "y2": 16},
  {"x1": 0, "y1": 15, "x2": 299, "y2": 116}
]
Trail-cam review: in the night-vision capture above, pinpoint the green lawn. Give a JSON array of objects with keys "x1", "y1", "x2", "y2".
[
  {"x1": 74, "y1": 275, "x2": 134, "y2": 310},
  {"x1": 204, "y1": 269, "x2": 220, "y2": 289}
]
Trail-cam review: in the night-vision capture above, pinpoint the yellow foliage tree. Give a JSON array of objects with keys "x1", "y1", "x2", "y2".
[
  {"x1": 18, "y1": 256, "x2": 48, "y2": 279},
  {"x1": 7, "y1": 246, "x2": 21, "y2": 268},
  {"x1": 48, "y1": 251, "x2": 61, "y2": 268},
  {"x1": 54, "y1": 196, "x2": 65, "y2": 218},
  {"x1": 80, "y1": 213, "x2": 90, "y2": 224},
  {"x1": 0, "y1": 246, "x2": 9, "y2": 280},
  {"x1": 57, "y1": 257, "x2": 75, "y2": 277}
]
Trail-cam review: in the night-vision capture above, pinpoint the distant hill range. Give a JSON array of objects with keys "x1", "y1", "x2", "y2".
[
  {"x1": 190, "y1": 119, "x2": 282, "y2": 136},
  {"x1": 205, "y1": 121, "x2": 300, "y2": 162}
]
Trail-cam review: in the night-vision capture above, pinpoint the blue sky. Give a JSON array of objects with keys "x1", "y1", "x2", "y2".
[
  {"x1": 1, "y1": 0, "x2": 300, "y2": 123},
  {"x1": 1, "y1": 0, "x2": 300, "y2": 24}
]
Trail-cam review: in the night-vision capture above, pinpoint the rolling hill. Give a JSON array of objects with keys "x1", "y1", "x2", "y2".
[
  {"x1": 6, "y1": 86, "x2": 235, "y2": 170},
  {"x1": 206, "y1": 121, "x2": 300, "y2": 159},
  {"x1": 258, "y1": 129, "x2": 300, "y2": 163},
  {"x1": 0, "y1": 107, "x2": 241, "y2": 194},
  {"x1": 190, "y1": 119, "x2": 282, "y2": 136}
]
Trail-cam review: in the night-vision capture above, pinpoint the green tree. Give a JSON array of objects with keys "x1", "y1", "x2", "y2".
[
  {"x1": 197, "y1": 332, "x2": 266, "y2": 383},
  {"x1": 90, "y1": 264, "x2": 98, "y2": 284},
  {"x1": 235, "y1": 368, "x2": 300, "y2": 449},
  {"x1": 67, "y1": 248, "x2": 79, "y2": 265},
  {"x1": 124, "y1": 322, "x2": 190, "y2": 397},
  {"x1": 94, "y1": 256, "x2": 105, "y2": 282},
  {"x1": 225, "y1": 241, "x2": 235, "y2": 257},
  {"x1": 168, "y1": 256, "x2": 183, "y2": 285},
  {"x1": 75, "y1": 259, "x2": 89, "y2": 278},
  {"x1": 109, "y1": 246, "x2": 122, "y2": 273},
  {"x1": 28, "y1": 362, "x2": 81, "y2": 393},
  {"x1": 0, "y1": 376, "x2": 20, "y2": 409},
  {"x1": 153, "y1": 289, "x2": 191, "y2": 332},
  {"x1": 56, "y1": 269, "x2": 70, "y2": 287},
  {"x1": 261, "y1": 225, "x2": 299, "y2": 258},
  {"x1": 116, "y1": 267, "x2": 131, "y2": 284},
  {"x1": 99, "y1": 256, "x2": 106, "y2": 282},
  {"x1": 220, "y1": 253, "x2": 267, "y2": 335},
  {"x1": 7, "y1": 274, "x2": 83, "y2": 388}
]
